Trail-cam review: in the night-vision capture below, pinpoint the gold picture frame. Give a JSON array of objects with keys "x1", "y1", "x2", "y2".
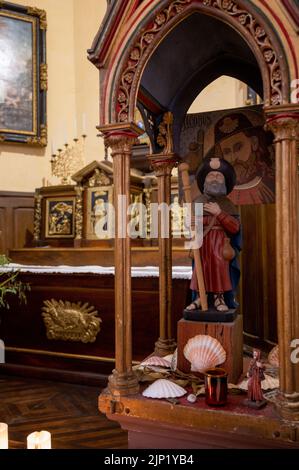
[
  {"x1": 0, "y1": 2, "x2": 47, "y2": 146},
  {"x1": 45, "y1": 197, "x2": 76, "y2": 239}
]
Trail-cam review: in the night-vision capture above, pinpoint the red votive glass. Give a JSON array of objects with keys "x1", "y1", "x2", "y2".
[{"x1": 204, "y1": 368, "x2": 228, "y2": 406}]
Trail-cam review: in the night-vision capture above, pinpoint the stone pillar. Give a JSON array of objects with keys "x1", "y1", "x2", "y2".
[
  {"x1": 100, "y1": 123, "x2": 142, "y2": 397},
  {"x1": 150, "y1": 155, "x2": 178, "y2": 356},
  {"x1": 266, "y1": 106, "x2": 299, "y2": 420}
]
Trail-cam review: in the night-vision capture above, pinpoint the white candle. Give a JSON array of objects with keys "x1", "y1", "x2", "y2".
[
  {"x1": 27, "y1": 431, "x2": 51, "y2": 449},
  {"x1": 0, "y1": 423, "x2": 8, "y2": 449},
  {"x1": 64, "y1": 126, "x2": 68, "y2": 145},
  {"x1": 74, "y1": 116, "x2": 78, "y2": 139},
  {"x1": 82, "y1": 113, "x2": 87, "y2": 134}
]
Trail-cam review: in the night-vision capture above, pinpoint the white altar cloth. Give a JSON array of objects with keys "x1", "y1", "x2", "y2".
[{"x1": 2, "y1": 264, "x2": 192, "y2": 280}]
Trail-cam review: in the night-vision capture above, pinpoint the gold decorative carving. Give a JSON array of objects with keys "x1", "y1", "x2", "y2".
[
  {"x1": 88, "y1": 169, "x2": 110, "y2": 187},
  {"x1": 143, "y1": 187, "x2": 152, "y2": 239},
  {"x1": 104, "y1": 134, "x2": 138, "y2": 157},
  {"x1": 157, "y1": 112, "x2": 174, "y2": 154},
  {"x1": 33, "y1": 192, "x2": 42, "y2": 242},
  {"x1": 117, "y1": 0, "x2": 283, "y2": 122},
  {"x1": 42, "y1": 299, "x2": 102, "y2": 343},
  {"x1": 40, "y1": 63, "x2": 48, "y2": 91},
  {"x1": 27, "y1": 124, "x2": 47, "y2": 147},
  {"x1": 75, "y1": 186, "x2": 83, "y2": 240},
  {"x1": 27, "y1": 7, "x2": 47, "y2": 30}
]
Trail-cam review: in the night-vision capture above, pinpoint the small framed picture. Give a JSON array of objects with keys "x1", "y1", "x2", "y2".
[
  {"x1": 86, "y1": 187, "x2": 113, "y2": 240},
  {"x1": 45, "y1": 197, "x2": 75, "y2": 239}
]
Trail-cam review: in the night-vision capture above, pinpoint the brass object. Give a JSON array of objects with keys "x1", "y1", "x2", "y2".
[
  {"x1": 51, "y1": 136, "x2": 86, "y2": 185},
  {"x1": 5, "y1": 347, "x2": 139, "y2": 365},
  {"x1": 27, "y1": 6, "x2": 47, "y2": 30},
  {"x1": 42, "y1": 299, "x2": 102, "y2": 343},
  {"x1": 33, "y1": 192, "x2": 42, "y2": 242},
  {"x1": 75, "y1": 186, "x2": 83, "y2": 240},
  {"x1": 157, "y1": 112, "x2": 174, "y2": 154},
  {"x1": 40, "y1": 63, "x2": 48, "y2": 91}
]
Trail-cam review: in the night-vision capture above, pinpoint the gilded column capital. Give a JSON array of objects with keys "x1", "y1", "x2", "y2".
[
  {"x1": 149, "y1": 154, "x2": 178, "y2": 177},
  {"x1": 97, "y1": 122, "x2": 143, "y2": 157},
  {"x1": 265, "y1": 106, "x2": 299, "y2": 142}
]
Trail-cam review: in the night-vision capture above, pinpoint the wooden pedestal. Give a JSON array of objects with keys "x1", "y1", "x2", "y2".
[{"x1": 177, "y1": 315, "x2": 243, "y2": 384}]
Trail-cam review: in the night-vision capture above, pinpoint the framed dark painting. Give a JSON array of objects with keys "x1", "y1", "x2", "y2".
[
  {"x1": 0, "y1": 2, "x2": 47, "y2": 146},
  {"x1": 45, "y1": 197, "x2": 76, "y2": 239}
]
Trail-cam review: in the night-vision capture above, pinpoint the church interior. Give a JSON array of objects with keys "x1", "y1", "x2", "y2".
[{"x1": 0, "y1": 0, "x2": 299, "y2": 451}]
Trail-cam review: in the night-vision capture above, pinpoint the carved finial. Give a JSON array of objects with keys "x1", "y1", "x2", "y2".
[{"x1": 157, "y1": 112, "x2": 174, "y2": 154}]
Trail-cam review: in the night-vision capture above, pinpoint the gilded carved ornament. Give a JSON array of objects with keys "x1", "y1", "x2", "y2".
[
  {"x1": 27, "y1": 124, "x2": 48, "y2": 147},
  {"x1": 75, "y1": 186, "x2": 83, "y2": 240},
  {"x1": 42, "y1": 299, "x2": 102, "y2": 344},
  {"x1": 33, "y1": 193, "x2": 42, "y2": 242},
  {"x1": 117, "y1": 0, "x2": 283, "y2": 123},
  {"x1": 104, "y1": 134, "x2": 138, "y2": 156},
  {"x1": 40, "y1": 63, "x2": 48, "y2": 91},
  {"x1": 27, "y1": 7, "x2": 47, "y2": 30},
  {"x1": 149, "y1": 111, "x2": 178, "y2": 176}
]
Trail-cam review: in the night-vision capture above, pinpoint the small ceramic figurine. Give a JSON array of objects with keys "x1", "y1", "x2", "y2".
[{"x1": 245, "y1": 349, "x2": 267, "y2": 409}]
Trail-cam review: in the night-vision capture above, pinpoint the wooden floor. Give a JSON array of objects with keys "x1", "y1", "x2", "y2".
[{"x1": 0, "y1": 375, "x2": 128, "y2": 449}]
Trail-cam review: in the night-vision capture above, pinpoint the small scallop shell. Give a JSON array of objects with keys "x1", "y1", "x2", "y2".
[
  {"x1": 140, "y1": 356, "x2": 171, "y2": 368},
  {"x1": 184, "y1": 335, "x2": 226, "y2": 373},
  {"x1": 142, "y1": 379, "x2": 187, "y2": 399},
  {"x1": 268, "y1": 345, "x2": 279, "y2": 367}
]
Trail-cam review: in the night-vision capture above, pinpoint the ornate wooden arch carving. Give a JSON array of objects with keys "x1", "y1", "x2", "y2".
[{"x1": 112, "y1": 0, "x2": 289, "y2": 124}]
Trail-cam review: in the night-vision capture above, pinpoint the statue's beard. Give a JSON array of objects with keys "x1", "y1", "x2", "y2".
[{"x1": 204, "y1": 181, "x2": 227, "y2": 197}]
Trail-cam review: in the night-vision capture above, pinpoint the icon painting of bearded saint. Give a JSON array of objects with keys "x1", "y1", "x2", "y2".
[{"x1": 213, "y1": 113, "x2": 275, "y2": 205}]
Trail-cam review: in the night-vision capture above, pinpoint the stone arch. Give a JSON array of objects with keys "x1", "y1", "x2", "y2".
[{"x1": 106, "y1": 0, "x2": 290, "y2": 125}]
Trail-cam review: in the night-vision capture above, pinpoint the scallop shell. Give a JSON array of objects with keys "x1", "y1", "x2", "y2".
[
  {"x1": 183, "y1": 335, "x2": 226, "y2": 373},
  {"x1": 142, "y1": 379, "x2": 187, "y2": 399},
  {"x1": 140, "y1": 356, "x2": 171, "y2": 368},
  {"x1": 268, "y1": 345, "x2": 279, "y2": 367}
]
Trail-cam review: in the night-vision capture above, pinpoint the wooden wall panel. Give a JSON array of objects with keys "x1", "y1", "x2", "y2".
[
  {"x1": 0, "y1": 192, "x2": 34, "y2": 255},
  {"x1": 0, "y1": 208, "x2": 6, "y2": 255},
  {"x1": 240, "y1": 204, "x2": 277, "y2": 349},
  {"x1": 13, "y1": 207, "x2": 35, "y2": 249}
]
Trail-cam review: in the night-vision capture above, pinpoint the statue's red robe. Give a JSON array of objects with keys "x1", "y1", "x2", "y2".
[{"x1": 190, "y1": 211, "x2": 240, "y2": 294}]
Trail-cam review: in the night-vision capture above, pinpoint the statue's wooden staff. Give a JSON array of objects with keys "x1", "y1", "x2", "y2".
[{"x1": 179, "y1": 162, "x2": 208, "y2": 311}]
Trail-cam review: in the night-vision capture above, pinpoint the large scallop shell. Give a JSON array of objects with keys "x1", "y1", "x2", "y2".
[
  {"x1": 268, "y1": 345, "x2": 279, "y2": 367},
  {"x1": 140, "y1": 356, "x2": 171, "y2": 368},
  {"x1": 184, "y1": 335, "x2": 226, "y2": 373},
  {"x1": 142, "y1": 379, "x2": 187, "y2": 399}
]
